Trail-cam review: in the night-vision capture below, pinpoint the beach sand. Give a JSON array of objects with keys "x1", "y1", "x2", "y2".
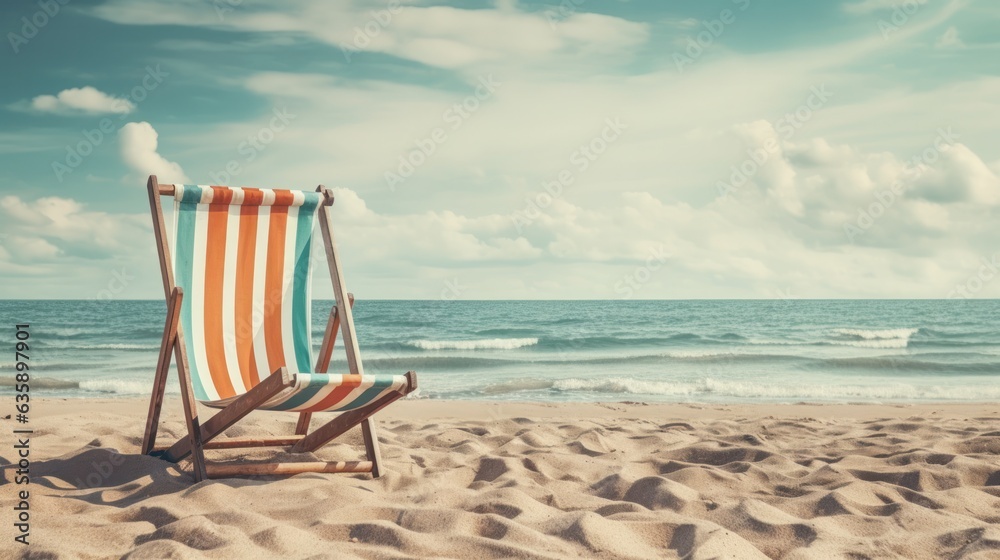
[{"x1": 2, "y1": 398, "x2": 1000, "y2": 559}]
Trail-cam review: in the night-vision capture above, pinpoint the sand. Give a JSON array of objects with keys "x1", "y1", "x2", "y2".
[{"x1": 2, "y1": 398, "x2": 1000, "y2": 559}]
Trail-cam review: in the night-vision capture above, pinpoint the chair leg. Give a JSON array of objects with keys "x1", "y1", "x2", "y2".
[
  {"x1": 142, "y1": 288, "x2": 183, "y2": 455},
  {"x1": 294, "y1": 412, "x2": 312, "y2": 436},
  {"x1": 360, "y1": 418, "x2": 384, "y2": 477},
  {"x1": 178, "y1": 376, "x2": 208, "y2": 482}
]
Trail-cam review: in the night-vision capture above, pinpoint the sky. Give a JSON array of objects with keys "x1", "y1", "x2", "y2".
[{"x1": 1, "y1": 0, "x2": 998, "y2": 300}]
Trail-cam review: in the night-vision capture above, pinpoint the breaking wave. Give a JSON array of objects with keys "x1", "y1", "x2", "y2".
[
  {"x1": 407, "y1": 338, "x2": 539, "y2": 350},
  {"x1": 831, "y1": 327, "x2": 918, "y2": 349}
]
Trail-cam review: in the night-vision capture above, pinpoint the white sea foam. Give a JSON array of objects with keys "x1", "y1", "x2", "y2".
[
  {"x1": 542, "y1": 376, "x2": 1000, "y2": 401},
  {"x1": 664, "y1": 350, "x2": 738, "y2": 359},
  {"x1": 834, "y1": 338, "x2": 910, "y2": 349},
  {"x1": 833, "y1": 328, "x2": 919, "y2": 340},
  {"x1": 408, "y1": 338, "x2": 539, "y2": 350},
  {"x1": 79, "y1": 378, "x2": 180, "y2": 395},
  {"x1": 553, "y1": 378, "x2": 695, "y2": 396},
  {"x1": 77, "y1": 343, "x2": 160, "y2": 350},
  {"x1": 831, "y1": 327, "x2": 918, "y2": 349}
]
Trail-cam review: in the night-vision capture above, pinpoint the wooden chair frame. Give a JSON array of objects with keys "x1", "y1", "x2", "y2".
[{"x1": 141, "y1": 175, "x2": 416, "y2": 481}]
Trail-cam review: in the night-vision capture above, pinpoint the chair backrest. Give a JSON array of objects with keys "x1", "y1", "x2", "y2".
[{"x1": 170, "y1": 184, "x2": 322, "y2": 402}]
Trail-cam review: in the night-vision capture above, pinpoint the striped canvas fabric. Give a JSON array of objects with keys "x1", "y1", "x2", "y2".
[{"x1": 170, "y1": 184, "x2": 407, "y2": 413}]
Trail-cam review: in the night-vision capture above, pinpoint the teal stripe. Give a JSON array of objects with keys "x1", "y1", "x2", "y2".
[
  {"x1": 174, "y1": 201, "x2": 209, "y2": 401},
  {"x1": 267, "y1": 373, "x2": 328, "y2": 410},
  {"x1": 336, "y1": 376, "x2": 398, "y2": 411},
  {"x1": 291, "y1": 196, "x2": 319, "y2": 372},
  {"x1": 179, "y1": 185, "x2": 203, "y2": 203}
]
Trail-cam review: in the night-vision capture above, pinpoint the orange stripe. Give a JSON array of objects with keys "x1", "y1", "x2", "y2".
[
  {"x1": 205, "y1": 186, "x2": 236, "y2": 398},
  {"x1": 263, "y1": 190, "x2": 296, "y2": 375},
  {"x1": 306, "y1": 375, "x2": 363, "y2": 412},
  {"x1": 234, "y1": 188, "x2": 263, "y2": 389}
]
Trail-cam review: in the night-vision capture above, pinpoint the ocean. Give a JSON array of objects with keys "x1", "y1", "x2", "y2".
[{"x1": 1, "y1": 299, "x2": 998, "y2": 403}]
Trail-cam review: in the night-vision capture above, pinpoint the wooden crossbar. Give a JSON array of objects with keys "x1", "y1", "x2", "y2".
[
  {"x1": 205, "y1": 461, "x2": 373, "y2": 478},
  {"x1": 152, "y1": 436, "x2": 304, "y2": 453}
]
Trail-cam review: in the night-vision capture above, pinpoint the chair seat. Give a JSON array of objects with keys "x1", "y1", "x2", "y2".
[{"x1": 200, "y1": 373, "x2": 409, "y2": 413}]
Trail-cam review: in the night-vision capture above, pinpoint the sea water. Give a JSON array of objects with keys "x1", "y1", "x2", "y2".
[{"x1": 1, "y1": 299, "x2": 998, "y2": 403}]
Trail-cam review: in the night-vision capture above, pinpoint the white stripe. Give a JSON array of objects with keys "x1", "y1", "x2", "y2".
[
  {"x1": 251, "y1": 207, "x2": 272, "y2": 381},
  {"x1": 280, "y1": 205, "x2": 299, "y2": 373},
  {"x1": 171, "y1": 198, "x2": 179, "y2": 273},
  {"x1": 190, "y1": 205, "x2": 219, "y2": 400},
  {"x1": 200, "y1": 185, "x2": 214, "y2": 204},
  {"x1": 221, "y1": 205, "x2": 244, "y2": 394},
  {"x1": 304, "y1": 211, "x2": 316, "y2": 371}
]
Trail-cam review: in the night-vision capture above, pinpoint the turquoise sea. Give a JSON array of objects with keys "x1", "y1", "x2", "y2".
[{"x1": 1, "y1": 299, "x2": 998, "y2": 403}]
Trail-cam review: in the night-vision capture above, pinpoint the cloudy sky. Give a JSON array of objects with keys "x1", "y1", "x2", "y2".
[{"x1": 1, "y1": 0, "x2": 998, "y2": 299}]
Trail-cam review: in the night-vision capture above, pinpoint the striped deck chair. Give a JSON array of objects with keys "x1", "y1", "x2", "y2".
[{"x1": 142, "y1": 175, "x2": 416, "y2": 481}]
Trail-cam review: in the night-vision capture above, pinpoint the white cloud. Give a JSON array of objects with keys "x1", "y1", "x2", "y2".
[
  {"x1": 935, "y1": 25, "x2": 964, "y2": 48},
  {"x1": 3, "y1": 236, "x2": 62, "y2": 260},
  {"x1": 330, "y1": 187, "x2": 540, "y2": 263},
  {"x1": 910, "y1": 144, "x2": 1000, "y2": 205},
  {"x1": 118, "y1": 122, "x2": 191, "y2": 184},
  {"x1": 0, "y1": 195, "x2": 153, "y2": 296},
  {"x1": 89, "y1": 0, "x2": 649, "y2": 70},
  {"x1": 0, "y1": 196, "x2": 146, "y2": 253},
  {"x1": 31, "y1": 86, "x2": 134, "y2": 115}
]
